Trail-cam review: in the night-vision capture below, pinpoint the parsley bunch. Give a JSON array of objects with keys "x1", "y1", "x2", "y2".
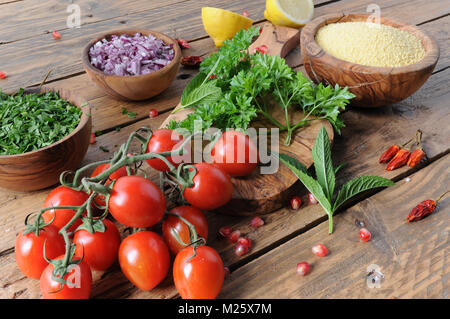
[
  {"x1": 0, "y1": 89, "x2": 82, "y2": 155},
  {"x1": 168, "y1": 27, "x2": 355, "y2": 145}
]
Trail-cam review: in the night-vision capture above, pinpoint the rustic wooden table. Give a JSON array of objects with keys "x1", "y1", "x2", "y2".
[{"x1": 0, "y1": 0, "x2": 448, "y2": 299}]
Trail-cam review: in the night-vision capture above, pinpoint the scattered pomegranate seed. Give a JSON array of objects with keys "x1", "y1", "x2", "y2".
[
  {"x1": 250, "y1": 216, "x2": 264, "y2": 228},
  {"x1": 296, "y1": 262, "x2": 311, "y2": 276},
  {"x1": 290, "y1": 196, "x2": 302, "y2": 210},
  {"x1": 308, "y1": 193, "x2": 318, "y2": 205},
  {"x1": 242, "y1": 11, "x2": 250, "y2": 17},
  {"x1": 256, "y1": 45, "x2": 268, "y2": 55},
  {"x1": 312, "y1": 243, "x2": 327, "y2": 257},
  {"x1": 219, "y1": 226, "x2": 233, "y2": 238},
  {"x1": 259, "y1": 27, "x2": 263, "y2": 35},
  {"x1": 235, "y1": 243, "x2": 249, "y2": 256},
  {"x1": 52, "y1": 31, "x2": 61, "y2": 40},
  {"x1": 359, "y1": 228, "x2": 372, "y2": 242},
  {"x1": 237, "y1": 236, "x2": 252, "y2": 248},
  {"x1": 224, "y1": 266, "x2": 230, "y2": 277},
  {"x1": 208, "y1": 74, "x2": 217, "y2": 79},
  {"x1": 229, "y1": 230, "x2": 241, "y2": 243},
  {"x1": 176, "y1": 38, "x2": 190, "y2": 49},
  {"x1": 0, "y1": 71, "x2": 7, "y2": 79},
  {"x1": 90, "y1": 133, "x2": 96, "y2": 144},
  {"x1": 149, "y1": 109, "x2": 158, "y2": 118}
]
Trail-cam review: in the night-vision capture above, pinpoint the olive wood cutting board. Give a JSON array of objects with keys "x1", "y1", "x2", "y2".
[{"x1": 161, "y1": 22, "x2": 333, "y2": 216}]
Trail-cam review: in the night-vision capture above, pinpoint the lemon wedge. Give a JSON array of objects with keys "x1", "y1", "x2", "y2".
[
  {"x1": 202, "y1": 7, "x2": 253, "y2": 47},
  {"x1": 264, "y1": 0, "x2": 314, "y2": 28}
]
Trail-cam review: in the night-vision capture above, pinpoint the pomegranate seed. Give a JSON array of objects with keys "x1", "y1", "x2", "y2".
[
  {"x1": 149, "y1": 109, "x2": 158, "y2": 118},
  {"x1": 90, "y1": 133, "x2": 96, "y2": 144},
  {"x1": 208, "y1": 74, "x2": 217, "y2": 79},
  {"x1": 219, "y1": 226, "x2": 233, "y2": 238},
  {"x1": 250, "y1": 216, "x2": 264, "y2": 228},
  {"x1": 296, "y1": 262, "x2": 310, "y2": 276},
  {"x1": 52, "y1": 31, "x2": 61, "y2": 40},
  {"x1": 237, "y1": 236, "x2": 252, "y2": 248},
  {"x1": 308, "y1": 193, "x2": 318, "y2": 205},
  {"x1": 242, "y1": 11, "x2": 250, "y2": 17},
  {"x1": 0, "y1": 71, "x2": 7, "y2": 79},
  {"x1": 224, "y1": 266, "x2": 230, "y2": 277},
  {"x1": 259, "y1": 27, "x2": 263, "y2": 35},
  {"x1": 290, "y1": 196, "x2": 302, "y2": 210},
  {"x1": 235, "y1": 243, "x2": 249, "y2": 256},
  {"x1": 229, "y1": 230, "x2": 241, "y2": 243},
  {"x1": 359, "y1": 228, "x2": 372, "y2": 242},
  {"x1": 312, "y1": 243, "x2": 327, "y2": 257},
  {"x1": 256, "y1": 45, "x2": 268, "y2": 55}
]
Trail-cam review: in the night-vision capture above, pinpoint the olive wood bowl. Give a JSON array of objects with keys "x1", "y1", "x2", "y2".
[
  {"x1": 82, "y1": 29, "x2": 181, "y2": 101},
  {"x1": 0, "y1": 87, "x2": 92, "y2": 191},
  {"x1": 300, "y1": 13, "x2": 439, "y2": 107}
]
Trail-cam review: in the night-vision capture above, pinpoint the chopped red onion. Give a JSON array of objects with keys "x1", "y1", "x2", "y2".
[{"x1": 89, "y1": 33, "x2": 175, "y2": 76}]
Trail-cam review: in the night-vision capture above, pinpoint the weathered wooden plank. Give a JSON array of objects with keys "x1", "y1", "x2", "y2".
[
  {"x1": 0, "y1": 67, "x2": 448, "y2": 298},
  {"x1": 219, "y1": 154, "x2": 450, "y2": 298},
  {"x1": 0, "y1": 0, "x2": 189, "y2": 44},
  {"x1": 0, "y1": 0, "x2": 268, "y2": 92},
  {"x1": 1, "y1": 0, "x2": 447, "y2": 92}
]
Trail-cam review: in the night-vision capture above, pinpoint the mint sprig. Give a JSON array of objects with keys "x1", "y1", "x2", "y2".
[{"x1": 279, "y1": 126, "x2": 395, "y2": 234}]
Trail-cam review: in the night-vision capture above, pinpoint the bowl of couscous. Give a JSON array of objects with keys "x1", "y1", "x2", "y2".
[{"x1": 300, "y1": 13, "x2": 439, "y2": 107}]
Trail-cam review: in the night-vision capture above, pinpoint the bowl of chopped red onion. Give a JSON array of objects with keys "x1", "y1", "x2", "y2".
[{"x1": 82, "y1": 29, "x2": 181, "y2": 101}]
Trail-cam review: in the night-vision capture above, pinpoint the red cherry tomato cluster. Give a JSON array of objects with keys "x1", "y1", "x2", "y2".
[{"x1": 16, "y1": 128, "x2": 260, "y2": 299}]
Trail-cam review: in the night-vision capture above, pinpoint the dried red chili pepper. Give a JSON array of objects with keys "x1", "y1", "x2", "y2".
[
  {"x1": 386, "y1": 149, "x2": 411, "y2": 171},
  {"x1": 407, "y1": 130, "x2": 426, "y2": 167},
  {"x1": 379, "y1": 145, "x2": 401, "y2": 163},
  {"x1": 176, "y1": 38, "x2": 190, "y2": 49},
  {"x1": 407, "y1": 191, "x2": 448, "y2": 222},
  {"x1": 181, "y1": 56, "x2": 202, "y2": 67}
]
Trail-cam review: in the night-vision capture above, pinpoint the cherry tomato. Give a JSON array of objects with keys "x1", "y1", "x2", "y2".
[
  {"x1": 74, "y1": 219, "x2": 121, "y2": 271},
  {"x1": 40, "y1": 255, "x2": 92, "y2": 299},
  {"x1": 15, "y1": 225, "x2": 65, "y2": 279},
  {"x1": 173, "y1": 245, "x2": 224, "y2": 299},
  {"x1": 119, "y1": 231, "x2": 170, "y2": 291},
  {"x1": 108, "y1": 176, "x2": 166, "y2": 228},
  {"x1": 162, "y1": 206, "x2": 208, "y2": 255},
  {"x1": 182, "y1": 163, "x2": 233, "y2": 210},
  {"x1": 91, "y1": 163, "x2": 129, "y2": 206},
  {"x1": 146, "y1": 128, "x2": 187, "y2": 171},
  {"x1": 42, "y1": 186, "x2": 89, "y2": 232},
  {"x1": 211, "y1": 131, "x2": 258, "y2": 177}
]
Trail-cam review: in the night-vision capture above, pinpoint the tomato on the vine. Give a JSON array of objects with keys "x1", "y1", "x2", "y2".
[
  {"x1": 173, "y1": 245, "x2": 225, "y2": 299},
  {"x1": 108, "y1": 175, "x2": 166, "y2": 228},
  {"x1": 40, "y1": 256, "x2": 92, "y2": 299},
  {"x1": 74, "y1": 219, "x2": 121, "y2": 271},
  {"x1": 91, "y1": 163, "x2": 130, "y2": 206},
  {"x1": 42, "y1": 186, "x2": 89, "y2": 232},
  {"x1": 211, "y1": 130, "x2": 258, "y2": 177},
  {"x1": 15, "y1": 225, "x2": 65, "y2": 279},
  {"x1": 182, "y1": 163, "x2": 233, "y2": 210},
  {"x1": 146, "y1": 128, "x2": 187, "y2": 171},
  {"x1": 119, "y1": 231, "x2": 170, "y2": 291},
  {"x1": 162, "y1": 206, "x2": 209, "y2": 254}
]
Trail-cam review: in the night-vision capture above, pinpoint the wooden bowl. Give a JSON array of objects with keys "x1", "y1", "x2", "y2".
[
  {"x1": 0, "y1": 87, "x2": 92, "y2": 191},
  {"x1": 300, "y1": 13, "x2": 439, "y2": 107},
  {"x1": 82, "y1": 29, "x2": 181, "y2": 101}
]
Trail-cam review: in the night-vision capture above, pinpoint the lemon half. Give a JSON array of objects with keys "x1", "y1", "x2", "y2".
[
  {"x1": 202, "y1": 7, "x2": 253, "y2": 47},
  {"x1": 265, "y1": 0, "x2": 314, "y2": 28}
]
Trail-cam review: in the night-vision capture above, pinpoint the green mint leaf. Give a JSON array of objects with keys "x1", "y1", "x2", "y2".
[
  {"x1": 278, "y1": 152, "x2": 307, "y2": 174},
  {"x1": 333, "y1": 176, "x2": 395, "y2": 212},
  {"x1": 279, "y1": 153, "x2": 332, "y2": 215},
  {"x1": 180, "y1": 79, "x2": 222, "y2": 110},
  {"x1": 127, "y1": 112, "x2": 137, "y2": 118},
  {"x1": 312, "y1": 126, "x2": 335, "y2": 201}
]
